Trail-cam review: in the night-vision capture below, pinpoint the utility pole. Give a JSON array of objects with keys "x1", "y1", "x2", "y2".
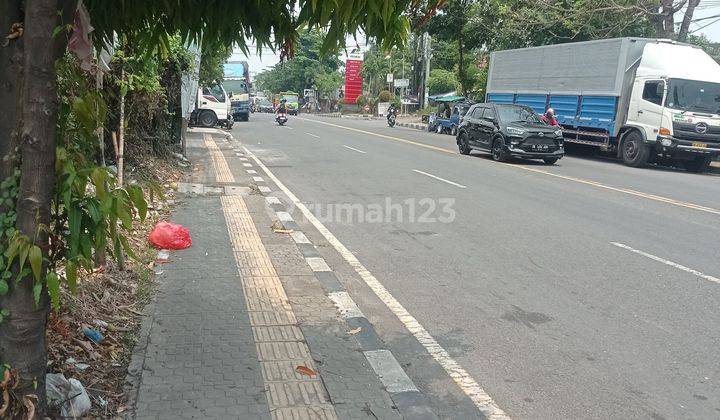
[{"x1": 421, "y1": 32, "x2": 431, "y2": 109}]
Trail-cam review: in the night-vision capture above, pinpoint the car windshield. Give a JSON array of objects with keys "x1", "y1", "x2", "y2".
[
  {"x1": 666, "y1": 78, "x2": 720, "y2": 114},
  {"x1": 496, "y1": 106, "x2": 541, "y2": 124},
  {"x1": 459, "y1": 106, "x2": 471, "y2": 116}
]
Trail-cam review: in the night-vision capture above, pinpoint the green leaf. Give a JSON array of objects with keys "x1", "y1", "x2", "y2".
[
  {"x1": 1, "y1": 309, "x2": 9, "y2": 317},
  {"x1": 33, "y1": 282, "x2": 41, "y2": 306},
  {"x1": 28, "y1": 245, "x2": 42, "y2": 283},
  {"x1": 91, "y1": 168, "x2": 107, "y2": 201},
  {"x1": 46, "y1": 272, "x2": 60, "y2": 311},
  {"x1": 119, "y1": 234, "x2": 137, "y2": 260},
  {"x1": 68, "y1": 204, "x2": 81, "y2": 258},
  {"x1": 86, "y1": 200, "x2": 102, "y2": 223},
  {"x1": 0, "y1": 280, "x2": 7, "y2": 295},
  {"x1": 66, "y1": 261, "x2": 78, "y2": 294},
  {"x1": 127, "y1": 185, "x2": 148, "y2": 220}
]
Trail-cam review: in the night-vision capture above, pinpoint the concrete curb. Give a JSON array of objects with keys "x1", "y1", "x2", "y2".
[
  {"x1": 237, "y1": 141, "x2": 440, "y2": 420},
  {"x1": 397, "y1": 121, "x2": 428, "y2": 131}
]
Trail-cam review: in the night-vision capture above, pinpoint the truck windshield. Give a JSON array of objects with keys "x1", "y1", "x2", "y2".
[
  {"x1": 222, "y1": 80, "x2": 248, "y2": 95},
  {"x1": 496, "y1": 106, "x2": 541, "y2": 124},
  {"x1": 282, "y1": 95, "x2": 299, "y2": 103},
  {"x1": 666, "y1": 78, "x2": 720, "y2": 114}
]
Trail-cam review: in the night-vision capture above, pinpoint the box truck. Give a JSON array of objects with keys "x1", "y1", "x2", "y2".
[{"x1": 487, "y1": 38, "x2": 720, "y2": 172}]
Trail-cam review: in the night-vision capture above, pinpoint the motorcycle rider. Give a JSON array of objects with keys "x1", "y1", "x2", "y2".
[
  {"x1": 276, "y1": 99, "x2": 288, "y2": 115},
  {"x1": 540, "y1": 108, "x2": 559, "y2": 127},
  {"x1": 387, "y1": 103, "x2": 397, "y2": 121}
]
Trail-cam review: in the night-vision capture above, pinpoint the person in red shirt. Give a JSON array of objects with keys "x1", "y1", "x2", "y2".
[{"x1": 540, "y1": 108, "x2": 559, "y2": 127}]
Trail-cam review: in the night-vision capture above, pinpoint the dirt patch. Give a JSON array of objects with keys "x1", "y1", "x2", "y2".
[{"x1": 45, "y1": 154, "x2": 186, "y2": 418}]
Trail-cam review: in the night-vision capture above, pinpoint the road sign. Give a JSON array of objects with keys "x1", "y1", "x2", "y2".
[
  {"x1": 386, "y1": 73, "x2": 394, "y2": 83},
  {"x1": 344, "y1": 53, "x2": 363, "y2": 105},
  {"x1": 395, "y1": 78, "x2": 409, "y2": 88}
]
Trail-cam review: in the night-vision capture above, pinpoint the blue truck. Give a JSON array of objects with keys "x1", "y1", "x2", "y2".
[
  {"x1": 223, "y1": 61, "x2": 251, "y2": 122},
  {"x1": 486, "y1": 38, "x2": 720, "y2": 172}
]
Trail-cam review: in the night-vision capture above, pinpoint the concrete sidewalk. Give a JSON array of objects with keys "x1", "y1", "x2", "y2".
[{"x1": 125, "y1": 130, "x2": 436, "y2": 419}]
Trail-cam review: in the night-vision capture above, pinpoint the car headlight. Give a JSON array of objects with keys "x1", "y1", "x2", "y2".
[
  {"x1": 554, "y1": 130, "x2": 563, "y2": 137},
  {"x1": 507, "y1": 126, "x2": 525, "y2": 136},
  {"x1": 661, "y1": 138, "x2": 672, "y2": 147}
]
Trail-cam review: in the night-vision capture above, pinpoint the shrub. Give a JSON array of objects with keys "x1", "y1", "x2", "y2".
[{"x1": 378, "y1": 89, "x2": 393, "y2": 102}]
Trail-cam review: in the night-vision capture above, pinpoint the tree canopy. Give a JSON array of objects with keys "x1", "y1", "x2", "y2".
[{"x1": 255, "y1": 31, "x2": 343, "y2": 95}]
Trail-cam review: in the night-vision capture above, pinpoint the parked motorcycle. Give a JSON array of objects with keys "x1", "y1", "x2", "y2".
[{"x1": 276, "y1": 112, "x2": 288, "y2": 126}]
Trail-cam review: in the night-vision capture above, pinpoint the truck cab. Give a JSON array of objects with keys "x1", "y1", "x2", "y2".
[
  {"x1": 193, "y1": 83, "x2": 232, "y2": 128},
  {"x1": 625, "y1": 42, "x2": 720, "y2": 172}
]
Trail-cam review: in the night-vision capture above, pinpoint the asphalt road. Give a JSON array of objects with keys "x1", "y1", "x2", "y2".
[{"x1": 235, "y1": 112, "x2": 720, "y2": 419}]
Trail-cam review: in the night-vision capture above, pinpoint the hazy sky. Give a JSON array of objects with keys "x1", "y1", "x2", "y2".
[{"x1": 231, "y1": 4, "x2": 720, "y2": 77}]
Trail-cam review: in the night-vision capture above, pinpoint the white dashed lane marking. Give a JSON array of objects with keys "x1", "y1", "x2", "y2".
[
  {"x1": 343, "y1": 145, "x2": 367, "y2": 154},
  {"x1": 305, "y1": 132, "x2": 320, "y2": 139},
  {"x1": 412, "y1": 169, "x2": 467, "y2": 189},
  {"x1": 612, "y1": 242, "x2": 720, "y2": 285}
]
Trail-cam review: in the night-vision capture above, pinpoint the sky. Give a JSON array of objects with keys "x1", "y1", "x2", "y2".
[{"x1": 230, "y1": 3, "x2": 720, "y2": 80}]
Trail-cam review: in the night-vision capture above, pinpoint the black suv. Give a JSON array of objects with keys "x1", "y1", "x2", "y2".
[{"x1": 456, "y1": 103, "x2": 565, "y2": 164}]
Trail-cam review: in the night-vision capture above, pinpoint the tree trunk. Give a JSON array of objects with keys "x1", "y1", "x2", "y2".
[
  {"x1": 0, "y1": 0, "x2": 24, "y2": 182},
  {"x1": 0, "y1": 0, "x2": 74, "y2": 416},
  {"x1": 678, "y1": 0, "x2": 701, "y2": 42}
]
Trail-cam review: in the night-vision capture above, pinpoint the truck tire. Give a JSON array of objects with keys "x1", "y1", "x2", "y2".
[
  {"x1": 621, "y1": 130, "x2": 650, "y2": 167},
  {"x1": 683, "y1": 156, "x2": 712, "y2": 173},
  {"x1": 199, "y1": 110, "x2": 217, "y2": 128}
]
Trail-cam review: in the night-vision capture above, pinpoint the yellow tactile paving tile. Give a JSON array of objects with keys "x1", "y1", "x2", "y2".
[
  {"x1": 203, "y1": 134, "x2": 235, "y2": 183},
  {"x1": 217, "y1": 184, "x2": 338, "y2": 420}
]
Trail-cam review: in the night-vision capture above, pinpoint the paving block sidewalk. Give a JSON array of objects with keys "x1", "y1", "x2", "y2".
[{"x1": 125, "y1": 129, "x2": 433, "y2": 419}]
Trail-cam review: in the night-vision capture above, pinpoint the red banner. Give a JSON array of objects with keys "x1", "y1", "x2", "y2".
[{"x1": 344, "y1": 53, "x2": 363, "y2": 105}]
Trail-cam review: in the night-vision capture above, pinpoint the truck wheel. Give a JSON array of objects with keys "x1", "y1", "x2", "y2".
[
  {"x1": 427, "y1": 123, "x2": 434, "y2": 132},
  {"x1": 491, "y1": 137, "x2": 509, "y2": 162},
  {"x1": 621, "y1": 130, "x2": 649, "y2": 167},
  {"x1": 199, "y1": 111, "x2": 217, "y2": 128},
  {"x1": 683, "y1": 156, "x2": 712, "y2": 173},
  {"x1": 436, "y1": 124, "x2": 443, "y2": 134},
  {"x1": 458, "y1": 132, "x2": 471, "y2": 155}
]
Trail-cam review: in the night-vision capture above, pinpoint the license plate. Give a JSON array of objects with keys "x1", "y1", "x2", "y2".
[
  {"x1": 692, "y1": 142, "x2": 707, "y2": 148},
  {"x1": 531, "y1": 144, "x2": 549, "y2": 150}
]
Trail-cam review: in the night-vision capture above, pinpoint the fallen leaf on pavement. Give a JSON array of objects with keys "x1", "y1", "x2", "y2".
[
  {"x1": 347, "y1": 327, "x2": 362, "y2": 335},
  {"x1": 272, "y1": 228, "x2": 293, "y2": 234},
  {"x1": 295, "y1": 365, "x2": 316, "y2": 377}
]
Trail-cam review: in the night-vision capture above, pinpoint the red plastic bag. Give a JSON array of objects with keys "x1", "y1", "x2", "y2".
[{"x1": 148, "y1": 222, "x2": 192, "y2": 250}]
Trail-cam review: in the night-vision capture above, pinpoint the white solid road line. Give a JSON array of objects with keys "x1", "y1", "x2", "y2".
[
  {"x1": 343, "y1": 145, "x2": 367, "y2": 154},
  {"x1": 244, "y1": 145, "x2": 509, "y2": 419},
  {"x1": 612, "y1": 242, "x2": 720, "y2": 285},
  {"x1": 305, "y1": 132, "x2": 320, "y2": 138},
  {"x1": 413, "y1": 169, "x2": 467, "y2": 189}
]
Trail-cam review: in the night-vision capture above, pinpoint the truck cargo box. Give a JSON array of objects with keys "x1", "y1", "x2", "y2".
[{"x1": 487, "y1": 38, "x2": 650, "y2": 97}]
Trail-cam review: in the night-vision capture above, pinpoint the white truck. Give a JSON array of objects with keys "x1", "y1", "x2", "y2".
[
  {"x1": 487, "y1": 38, "x2": 720, "y2": 172},
  {"x1": 192, "y1": 83, "x2": 232, "y2": 128}
]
